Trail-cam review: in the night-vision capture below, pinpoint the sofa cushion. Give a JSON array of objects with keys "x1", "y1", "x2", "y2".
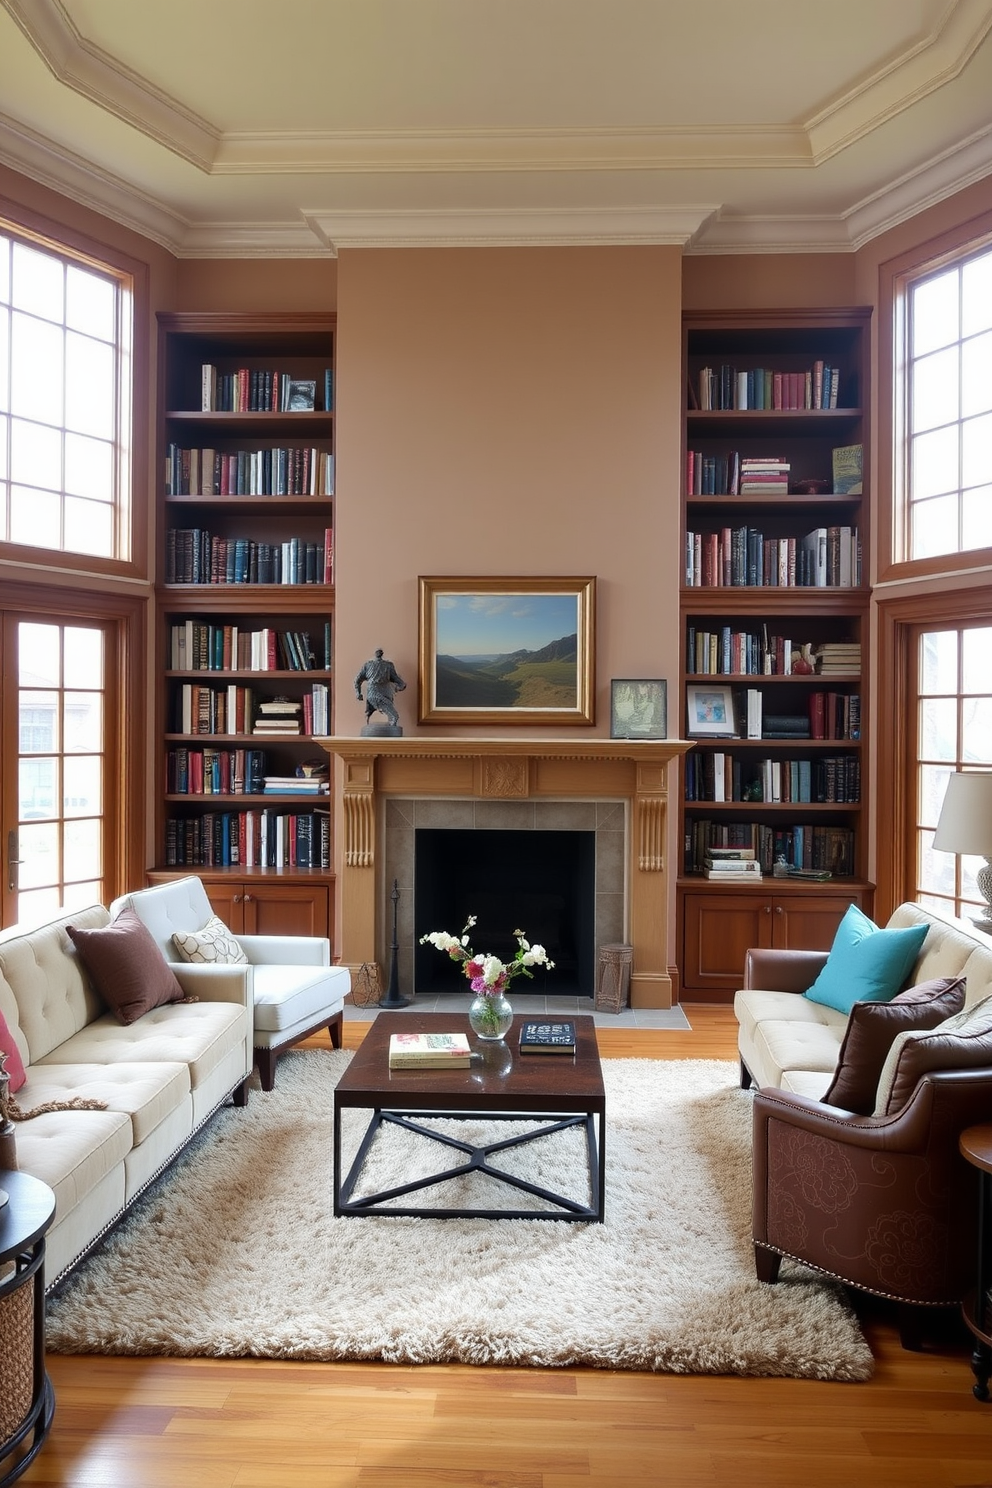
[
  {"x1": 803, "y1": 904, "x2": 928, "y2": 1014},
  {"x1": 823, "y1": 976, "x2": 967, "y2": 1114},
  {"x1": 39, "y1": 1000, "x2": 249, "y2": 1092},
  {"x1": 17, "y1": 1061, "x2": 190, "y2": 1146},
  {"x1": 67, "y1": 909, "x2": 185, "y2": 1025},
  {"x1": 172, "y1": 915, "x2": 248, "y2": 966},
  {"x1": 0, "y1": 1006, "x2": 26, "y2": 1092},
  {"x1": 874, "y1": 992, "x2": 992, "y2": 1115}
]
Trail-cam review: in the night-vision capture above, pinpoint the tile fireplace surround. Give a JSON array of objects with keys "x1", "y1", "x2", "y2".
[{"x1": 321, "y1": 737, "x2": 691, "y2": 1009}]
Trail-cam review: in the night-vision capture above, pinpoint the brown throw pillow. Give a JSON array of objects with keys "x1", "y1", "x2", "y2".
[
  {"x1": 67, "y1": 908, "x2": 185, "y2": 1026},
  {"x1": 874, "y1": 992, "x2": 992, "y2": 1116},
  {"x1": 823, "y1": 976, "x2": 967, "y2": 1114}
]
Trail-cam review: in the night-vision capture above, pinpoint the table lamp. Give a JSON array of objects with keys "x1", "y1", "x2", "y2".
[{"x1": 932, "y1": 771, "x2": 992, "y2": 932}]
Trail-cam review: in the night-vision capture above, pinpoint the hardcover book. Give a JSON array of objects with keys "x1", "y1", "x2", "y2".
[
  {"x1": 387, "y1": 1032, "x2": 472, "y2": 1068},
  {"x1": 519, "y1": 1020, "x2": 576, "y2": 1054}
]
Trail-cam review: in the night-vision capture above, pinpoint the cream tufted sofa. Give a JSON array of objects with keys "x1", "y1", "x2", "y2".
[
  {"x1": 0, "y1": 903, "x2": 252, "y2": 1286},
  {"x1": 735, "y1": 901, "x2": 992, "y2": 1098}
]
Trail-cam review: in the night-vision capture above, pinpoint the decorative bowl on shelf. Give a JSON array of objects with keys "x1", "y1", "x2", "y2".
[{"x1": 790, "y1": 478, "x2": 832, "y2": 495}]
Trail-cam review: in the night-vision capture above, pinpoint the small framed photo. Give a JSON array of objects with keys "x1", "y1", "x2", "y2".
[
  {"x1": 286, "y1": 379, "x2": 316, "y2": 412},
  {"x1": 610, "y1": 679, "x2": 667, "y2": 740},
  {"x1": 686, "y1": 683, "x2": 737, "y2": 737}
]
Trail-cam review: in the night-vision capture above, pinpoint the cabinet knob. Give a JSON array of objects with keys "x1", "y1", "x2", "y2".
[
  {"x1": 233, "y1": 893, "x2": 242, "y2": 904},
  {"x1": 244, "y1": 893, "x2": 253, "y2": 904},
  {"x1": 775, "y1": 905, "x2": 784, "y2": 915},
  {"x1": 763, "y1": 904, "x2": 772, "y2": 915}
]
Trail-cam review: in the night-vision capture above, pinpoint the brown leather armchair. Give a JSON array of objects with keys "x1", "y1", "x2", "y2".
[{"x1": 752, "y1": 1068, "x2": 992, "y2": 1346}]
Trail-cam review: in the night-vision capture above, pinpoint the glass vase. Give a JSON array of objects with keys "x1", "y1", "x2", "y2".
[{"x1": 468, "y1": 990, "x2": 513, "y2": 1041}]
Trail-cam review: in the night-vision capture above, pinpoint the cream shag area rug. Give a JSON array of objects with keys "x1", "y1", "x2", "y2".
[{"x1": 45, "y1": 1051, "x2": 873, "y2": 1380}]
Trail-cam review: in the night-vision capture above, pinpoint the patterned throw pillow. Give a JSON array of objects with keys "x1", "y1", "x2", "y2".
[{"x1": 172, "y1": 915, "x2": 248, "y2": 965}]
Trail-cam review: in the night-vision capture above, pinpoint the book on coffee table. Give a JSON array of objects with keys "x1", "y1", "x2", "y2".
[
  {"x1": 519, "y1": 1020, "x2": 577, "y2": 1054},
  {"x1": 388, "y1": 1031, "x2": 472, "y2": 1069}
]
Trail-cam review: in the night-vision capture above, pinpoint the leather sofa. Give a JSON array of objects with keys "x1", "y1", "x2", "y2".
[
  {"x1": 735, "y1": 902, "x2": 992, "y2": 1097},
  {"x1": 738, "y1": 902, "x2": 992, "y2": 1337},
  {"x1": 0, "y1": 904, "x2": 252, "y2": 1286}
]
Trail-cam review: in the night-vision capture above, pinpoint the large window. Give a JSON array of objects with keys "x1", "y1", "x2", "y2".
[
  {"x1": 0, "y1": 220, "x2": 132, "y2": 560},
  {"x1": 914, "y1": 623, "x2": 992, "y2": 920},
  {"x1": 899, "y1": 240, "x2": 992, "y2": 563}
]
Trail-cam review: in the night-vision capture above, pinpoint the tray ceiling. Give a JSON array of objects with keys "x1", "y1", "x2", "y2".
[{"x1": 1, "y1": 0, "x2": 991, "y2": 256}]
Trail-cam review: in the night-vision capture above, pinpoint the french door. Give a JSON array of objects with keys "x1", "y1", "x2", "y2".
[{"x1": 0, "y1": 611, "x2": 120, "y2": 929}]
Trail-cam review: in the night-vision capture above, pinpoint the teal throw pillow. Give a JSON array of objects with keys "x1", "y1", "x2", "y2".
[{"x1": 803, "y1": 905, "x2": 928, "y2": 1015}]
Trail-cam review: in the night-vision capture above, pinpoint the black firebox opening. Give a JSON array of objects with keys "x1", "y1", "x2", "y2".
[{"x1": 414, "y1": 828, "x2": 595, "y2": 997}]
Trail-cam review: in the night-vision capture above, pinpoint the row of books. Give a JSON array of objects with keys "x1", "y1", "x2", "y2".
[
  {"x1": 168, "y1": 622, "x2": 331, "y2": 673},
  {"x1": 686, "y1": 627, "x2": 860, "y2": 678},
  {"x1": 685, "y1": 752, "x2": 861, "y2": 804},
  {"x1": 716, "y1": 688, "x2": 861, "y2": 741},
  {"x1": 199, "y1": 365, "x2": 333, "y2": 414},
  {"x1": 686, "y1": 445, "x2": 862, "y2": 499},
  {"x1": 164, "y1": 807, "x2": 330, "y2": 869},
  {"x1": 692, "y1": 361, "x2": 844, "y2": 412},
  {"x1": 165, "y1": 444, "x2": 334, "y2": 497},
  {"x1": 684, "y1": 820, "x2": 855, "y2": 876},
  {"x1": 166, "y1": 746, "x2": 267, "y2": 796},
  {"x1": 172, "y1": 683, "x2": 330, "y2": 736},
  {"x1": 685, "y1": 525, "x2": 861, "y2": 588},
  {"x1": 164, "y1": 529, "x2": 332, "y2": 586}
]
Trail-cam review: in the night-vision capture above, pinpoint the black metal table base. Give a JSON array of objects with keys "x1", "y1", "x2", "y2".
[{"x1": 335, "y1": 1107, "x2": 603, "y2": 1221}]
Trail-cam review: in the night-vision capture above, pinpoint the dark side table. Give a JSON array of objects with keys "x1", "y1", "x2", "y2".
[
  {"x1": 0, "y1": 1170, "x2": 56, "y2": 1485},
  {"x1": 959, "y1": 1125, "x2": 992, "y2": 1402}
]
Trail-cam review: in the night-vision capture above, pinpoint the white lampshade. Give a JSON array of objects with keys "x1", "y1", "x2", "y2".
[{"x1": 933, "y1": 772, "x2": 992, "y2": 855}]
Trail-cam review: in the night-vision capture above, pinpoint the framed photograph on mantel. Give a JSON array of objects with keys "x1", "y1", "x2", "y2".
[
  {"x1": 418, "y1": 576, "x2": 596, "y2": 726},
  {"x1": 686, "y1": 683, "x2": 737, "y2": 738},
  {"x1": 610, "y1": 679, "x2": 667, "y2": 740}
]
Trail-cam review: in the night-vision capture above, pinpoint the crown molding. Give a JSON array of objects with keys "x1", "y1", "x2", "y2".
[
  {"x1": 0, "y1": 109, "x2": 188, "y2": 251},
  {"x1": 304, "y1": 205, "x2": 721, "y2": 253},
  {"x1": 1, "y1": 0, "x2": 218, "y2": 169},
  {"x1": 805, "y1": 0, "x2": 992, "y2": 164}
]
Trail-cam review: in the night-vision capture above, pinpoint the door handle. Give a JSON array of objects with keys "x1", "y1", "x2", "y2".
[{"x1": 7, "y1": 831, "x2": 23, "y2": 893}]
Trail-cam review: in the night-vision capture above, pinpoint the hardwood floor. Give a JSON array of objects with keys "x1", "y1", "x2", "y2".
[{"x1": 18, "y1": 1008, "x2": 992, "y2": 1487}]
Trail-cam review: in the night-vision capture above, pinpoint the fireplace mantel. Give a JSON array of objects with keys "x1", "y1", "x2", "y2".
[{"x1": 320, "y1": 735, "x2": 692, "y2": 1008}]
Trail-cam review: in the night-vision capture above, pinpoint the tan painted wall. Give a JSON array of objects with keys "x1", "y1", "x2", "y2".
[{"x1": 334, "y1": 245, "x2": 684, "y2": 741}]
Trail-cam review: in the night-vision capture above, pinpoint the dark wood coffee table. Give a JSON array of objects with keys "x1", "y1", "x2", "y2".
[{"x1": 333, "y1": 1012, "x2": 605, "y2": 1222}]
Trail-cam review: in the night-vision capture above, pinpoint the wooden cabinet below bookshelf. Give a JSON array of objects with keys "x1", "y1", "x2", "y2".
[
  {"x1": 148, "y1": 871, "x2": 329, "y2": 940},
  {"x1": 679, "y1": 883, "x2": 873, "y2": 999}
]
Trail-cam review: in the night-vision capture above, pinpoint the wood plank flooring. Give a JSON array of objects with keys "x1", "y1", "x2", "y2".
[{"x1": 17, "y1": 1008, "x2": 992, "y2": 1487}]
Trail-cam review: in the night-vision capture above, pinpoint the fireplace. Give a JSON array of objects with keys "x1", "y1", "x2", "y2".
[
  {"x1": 413, "y1": 826, "x2": 596, "y2": 995},
  {"x1": 322, "y1": 736, "x2": 690, "y2": 1008}
]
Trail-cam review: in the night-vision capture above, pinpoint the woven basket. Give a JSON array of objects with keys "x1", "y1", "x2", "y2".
[
  {"x1": 595, "y1": 943, "x2": 633, "y2": 1014},
  {"x1": 0, "y1": 1269, "x2": 34, "y2": 1445},
  {"x1": 351, "y1": 962, "x2": 383, "y2": 1008}
]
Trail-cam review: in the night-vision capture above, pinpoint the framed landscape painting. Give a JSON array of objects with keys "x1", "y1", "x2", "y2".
[{"x1": 418, "y1": 576, "x2": 596, "y2": 726}]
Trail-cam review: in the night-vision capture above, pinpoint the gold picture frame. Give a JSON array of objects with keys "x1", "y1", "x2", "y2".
[{"x1": 418, "y1": 576, "x2": 596, "y2": 726}]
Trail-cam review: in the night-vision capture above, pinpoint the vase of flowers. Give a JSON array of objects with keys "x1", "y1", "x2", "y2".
[{"x1": 419, "y1": 917, "x2": 555, "y2": 1041}]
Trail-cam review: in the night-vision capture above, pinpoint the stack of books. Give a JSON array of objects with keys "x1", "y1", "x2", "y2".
[
  {"x1": 387, "y1": 1032, "x2": 472, "y2": 1069},
  {"x1": 252, "y1": 698, "x2": 302, "y2": 736},
  {"x1": 703, "y1": 846, "x2": 762, "y2": 881},
  {"x1": 815, "y1": 642, "x2": 862, "y2": 676},
  {"x1": 738, "y1": 457, "x2": 790, "y2": 495}
]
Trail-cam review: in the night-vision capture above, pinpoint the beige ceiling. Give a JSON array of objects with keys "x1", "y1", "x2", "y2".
[{"x1": 1, "y1": 0, "x2": 991, "y2": 256}]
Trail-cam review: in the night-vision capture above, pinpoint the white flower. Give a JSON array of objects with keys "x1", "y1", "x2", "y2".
[
  {"x1": 521, "y1": 943, "x2": 552, "y2": 966},
  {"x1": 480, "y1": 954, "x2": 504, "y2": 986},
  {"x1": 419, "y1": 930, "x2": 462, "y2": 953}
]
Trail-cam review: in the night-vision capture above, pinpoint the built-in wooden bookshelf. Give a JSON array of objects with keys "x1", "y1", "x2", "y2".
[
  {"x1": 153, "y1": 313, "x2": 335, "y2": 937},
  {"x1": 678, "y1": 308, "x2": 874, "y2": 999}
]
